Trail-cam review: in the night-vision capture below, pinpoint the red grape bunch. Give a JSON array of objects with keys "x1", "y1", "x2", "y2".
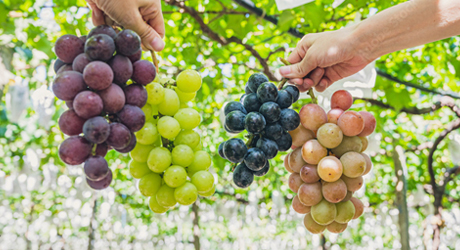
[
  {"x1": 218, "y1": 73, "x2": 301, "y2": 188},
  {"x1": 54, "y1": 25, "x2": 154, "y2": 190},
  {"x1": 286, "y1": 90, "x2": 375, "y2": 234}
]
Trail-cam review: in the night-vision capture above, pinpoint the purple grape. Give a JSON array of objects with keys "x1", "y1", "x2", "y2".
[
  {"x1": 88, "y1": 25, "x2": 117, "y2": 39},
  {"x1": 108, "y1": 55, "x2": 133, "y2": 85},
  {"x1": 106, "y1": 122, "x2": 132, "y2": 149},
  {"x1": 58, "y1": 109, "x2": 86, "y2": 136},
  {"x1": 86, "y1": 169, "x2": 112, "y2": 190},
  {"x1": 127, "y1": 49, "x2": 142, "y2": 63},
  {"x1": 52, "y1": 71, "x2": 87, "y2": 101},
  {"x1": 98, "y1": 84, "x2": 126, "y2": 114},
  {"x1": 72, "y1": 53, "x2": 91, "y2": 73},
  {"x1": 56, "y1": 64, "x2": 73, "y2": 74},
  {"x1": 85, "y1": 34, "x2": 116, "y2": 61},
  {"x1": 55, "y1": 34, "x2": 85, "y2": 63},
  {"x1": 54, "y1": 59, "x2": 65, "y2": 73},
  {"x1": 114, "y1": 29, "x2": 141, "y2": 56},
  {"x1": 73, "y1": 91, "x2": 104, "y2": 119},
  {"x1": 79, "y1": 35, "x2": 87, "y2": 43},
  {"x1": 114, "y1": 132, "x2": 136, "y2": 153},
  {"x1": 65, "y1": 100, "x2": 73, "y2": 109},
  {"x1": 83, "y1": 61, "x2": 113, "y2": 90},
  {"x1": 131, "y1": 60, "x2": 156, "y2": 85},
  {"x1": 124, "y1": 84, "x2": 147, "y2": 107},
  {"x1": 84, "y1": 156, "x2": 109, "y2": 181},
  {"x1": 95, "y1": 143, "x2": 108, "y2": 157},
  {"x1": 117, "y1": 105, "x2": 145, "y2": 132},
  {"x1": 58, "y1": 136, "x2": 92, "y2": 165},
  {"x1": 83, "y1": 116, "x2": 110, "y2": 144}
]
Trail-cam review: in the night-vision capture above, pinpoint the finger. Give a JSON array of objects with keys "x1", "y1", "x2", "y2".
[
  {"x1": 287, "y1": 78, "x2": 303, "y2": 85},
  {"x1": 122, "y1": 11, "x2": 165, "y2": 52},
  {"x1": 308, "y1": 68, "x2": 324, "y2": 87},
  {"x1": 279, "y1": 55, "x2": 316, "y2": 79},
  {"x1": 147, "y1": 12, "x2": 165, "y2": 39},
  {"x1": 314, "y1": 78, "x2": 330, "y2": 92},
  {"x1": 295, "y1": 83, "x2": 310, "y2": 92},
  {"x1": 87, "y1": 1, "x2": 105, "y2": 26},
  {"x1": 287, "y1": 46, "x2": 307, "y2": 64},
  {"x1": 324, "y1": 67, "x2": 344, "y2": 83}
]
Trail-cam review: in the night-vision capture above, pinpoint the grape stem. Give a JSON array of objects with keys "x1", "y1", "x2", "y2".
[
  {"x1": 277, "y1": 57, "x2": 290, "y2": 90},
  {"x1": 91, "y1": 143, "x2": 98, "y2": 156},
  {"x1": 308, "y1": 89, "x2": 317, "y2": 104},
  {"x1": 150, "y1": 50, "x2": 160, "y2": 73},
  {"x1": 245, "y1": 134, "x2": 254, "y2": 148},
  {"x1": 232, "y1": 163, "x2": 237, "y2": 171}
]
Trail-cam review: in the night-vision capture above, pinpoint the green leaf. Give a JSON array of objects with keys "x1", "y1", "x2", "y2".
[{"x1": 278, "y1": 10, "x2": 295, "y2": 32}]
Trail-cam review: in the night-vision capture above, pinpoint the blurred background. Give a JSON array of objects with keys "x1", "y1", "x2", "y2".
[{"x1": 1, "y1": 0, "x2": 460, "y2": 249}]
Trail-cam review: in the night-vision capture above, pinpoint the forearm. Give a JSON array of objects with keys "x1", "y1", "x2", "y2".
[{"x1": 352, "y1": 0, "x2": 460, "y2": 60}]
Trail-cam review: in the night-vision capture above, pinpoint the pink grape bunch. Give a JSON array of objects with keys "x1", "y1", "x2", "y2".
[{"x1": 285, "y1": 90, "x2": 375, "y2": 234}]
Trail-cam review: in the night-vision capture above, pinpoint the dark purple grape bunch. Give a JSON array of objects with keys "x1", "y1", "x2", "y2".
[
  {"x1": 219, "y1": 73, "x2": 301, "y2": 188},
  {"x1": 53, "y1": 25, "x2": 155, "y2": 190}
]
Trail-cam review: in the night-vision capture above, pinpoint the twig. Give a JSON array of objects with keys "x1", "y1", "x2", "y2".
[
  {"x1": 278, "y1": 57, "x2": 290, "y2": 90},
  {"x1": 150, "y1": 51, "x2": 159, "y2": 73},
  {"x1": 308, "y1": 89, "x2": 317, "y2": 104}
]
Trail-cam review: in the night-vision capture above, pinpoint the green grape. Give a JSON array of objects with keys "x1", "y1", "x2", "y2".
[
  {"x1": 174, "y1": 108, "x2": 201, "y2": 130},
  {"x1": 188, "y1": 150, "x2": 212, "y2": 173},
  {"x1": 157, "y1": 116, "x2": 181, "y2": 139},
  {"x1": 136, "y1": 122, "x2": 158, "y2": 145},
  {"x1": 158, "y1": 88, "x2": 180, "y2": 116},
  {"x1": 156, "y1": 185, "x2": 177, "y2": 207},
  {"x1": 176, "y1": 69, "x2": 202, "y2": 93},
  {"x1": 147, "y1": 147, "x2": 172, "y2": 173},
  {"x1": 129, "y1": 160, "x2": 152, "y2": 179},
  {"x1": 191, "y1": 171, "x2": 214, "y2": 192},
  {"x1": 130, "y1": 143, "x2": 155, "y2": 162},
  {"x1": 171, "y1": 144, "x2": 194, "y2": 167},
  {"x1": 187, "y1": 168, "x2": 198, "y2": 179},
  {"x1": 146, "y1": 82, "x2": 165, "y2": 105},
  {"x1": 142, "y1": 104, "x2": 153, "y2": 122},
  {"x1": 193, "y1": 140, "x2": 203, "y2": 152},
  {"x1": 164, "y1": 165, "x2": 187, "y2": 188},
  {"x1": 138, "y1": 173, "x2": 162, "y2": 197},
  {"x1": 149, "y1": 196, "x2": 169, "y2": 214},
  {"x1": 180, "y1": 102, "x2": 189, "y2": 109},
  {"x1": 174, "y1": 130, "x2": 200, "y2": 149},
  {"x1": 153, "y1": 135, "x2": 162, "y2": 147},
  {"x1": 198, "y1": 184, "x2": 215, "y2": 197},
  {"x1": 176, "y1": 88, "x2": 196, "y2": 102},
  {"x1": 174, "y1": 182, "x2": 198, "y2": 205}
]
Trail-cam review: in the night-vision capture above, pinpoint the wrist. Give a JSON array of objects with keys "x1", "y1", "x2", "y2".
[{"x1": 348, "y1": 22, "x2": 381, "y2": 63}]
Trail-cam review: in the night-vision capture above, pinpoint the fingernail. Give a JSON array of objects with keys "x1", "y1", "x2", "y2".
[
  {"x1": 280, "y1": 66, "x2": 291, "y2": 75},
  {"x1": 151, "y1": 37, "x2": 165, "y2": 51}
]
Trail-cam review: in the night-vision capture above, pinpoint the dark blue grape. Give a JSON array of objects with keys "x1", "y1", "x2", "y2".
[
  {"x1": 259, "y1": 102, "x2": 281, "y2": 123},
  {"x1": 245, "y1": 84, "x2": 253, "y2": 94},
  {"x1": 224, "y1": 123, "x2": 239, "y2": 134},
  {"x1": 247, "y1": 73, "x2": 269, "y2": 93},
  {"x1": 276, "y1": 90, "x2": 293, "y2": 109},
  {"x1": 256, "y1": 137, "x2": 279, "y2": 159},
  {"x1": 224, "y1": 101, "x2": 247, "y2": 116},
  {"x1": 233, "y1": 162, "x2": 254, "y2": 188},
  {"x1": 244, "y1": 148, "x2": 266, "y2": 171},
  {"x1": 276, "y1": 131, "x2": 292, "y2": 151},
  {"x1": 240, "y1": 94, "x2": 247, "y2": 104},
  {"x1": 250, "y1": 134, "x2": 260, "y2": 148},
  {"x1": 223, "y1": 138, "x2": 248, "y2": 163},
  {"x1": 244, "y1": 112, "x2": 266, "y2": 134},
  {"x1": 243, "y1": 93, "x2": 262, "y2": 113},
  {"x1": 257, "y1": 82, "x2": 278, "y2": 103},
  {"x1": 218, "y1": 142, "x2": 226, "y2": 159},
  {"x1": 264, "y1": 122, "x2": 283, "y2": 140},
  {"x1": 279, "y1": 109, "x2": 300, "y2": 131},
  {"x1": 225, "y1": 110, "x2": 246, "y2": 132},
  {"x1": 283, "y1": 85, "x2": 300, "y2": 103},
  {"x1": 253, "y1": 161, "x2": 270, "y2": 177}
]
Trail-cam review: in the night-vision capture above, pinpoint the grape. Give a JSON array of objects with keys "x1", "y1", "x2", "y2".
[
  {"x1": 225, "y1": 110, "x2": 246, "y2": 132},
  {"x1": 174, "y1": 182, "x2": 198, "y2": 205},
  {"x1": 303, "y1": 213, "x2": 326, "y2": 234},
  {"x1": 130, "y1": 143, "x2": 154, "y2": 162},
  {"x1": 54, "y1": 59, "x2": 65, "y2": 73},
  {"x1": 331, "y1": 90, "x2": 353, "y2": 110},
  {"x1": 83, "y1": 116, "x2": 110, "y2": 144},
  {"x1": 233, "y1": 163, "x2": 254, "y2": 188},
  {"x1": 73, "y1": 91, "x2": 104, "y2": 119},
  {"x1": 129, "y1": 160, "x2": 152, "y2": 179},
  {"x1": 223, "y1": 138, "x2": 247, "y2": 163},
  {"x1": 240, "y1": 94, "x2": 247, "y2": 104},
  {"x1": 243, "y1": 93, "x2": 262, "y2": 113},
  {"x1": 331, "y1": 136, "x2": 363, "y2": 157},
  {"x1": 59, "y1": 136, "x2": 92, "y2": 165},
  {"x1": 191, "y1": 171, "x2": 214, "y2": 192},
  {"x1": 257, "y1": 82, "x2": 278, "y2": 103},
  {"x1": 361, "y1": 153, "x2": 373, "y2": 175},
  {"x1": 149, "y1": 196, "x2": 169, "y2": 214},
  {"x1": 95, "y1": 143, "x2": 108, "y2": 157},
  {"x1": 156, "y1": 185, "x2": 177, "y2": 208},
  {"x1": 299, "y1": 104, "x2": 327, "y2": 131},
  {"x1": 114, "y1": 132, "x2": 137, "y2": 153},
  {"x1": 65, "y1": 100, "x2": 74, "y2": 109},
  {"x1": 177, "y1": 69, "x2": 202, "y2": 93},
  {"x1": 106, "y1": 122, "x2": 132, "y2": 149},
  {"x1": 247, "y1": 73, "x2": 269, "y2": 93},
  {"x1": 88, "y1": 25, "x2": 117, "y2": 39},
  {"x1": 218, "y1": 142, "x2": 226, "y2": 159},
  {"x1": 279, "y1": 109, "x2": 300, "y2": 131},
  {"x1": 86, "y1": 169, "x2": 112, "y2": 190},
  {"x1": 158, "y1": 89, "x2": 180, "y2": 116},
  {"x1": 72, "y1": 53, "x2": 91, "y2": 73},
  {"x1": 147, "y1": 147, "x2": 172, "y2": 173},
  {"x1": 52, "y1": 71, "x2": 87, "y2": 101},
  {"x1": 335, "y1": 200, "x2": 355, "y2": 223},
  {"x1": 340, "y1": 152, "x2": 366, "y2": 178},
  {"x1": 311, "y1": 199, "x2": 336, "y2": 225},
  {"x1": 83, "y1": 61, "x2": 113, "y2": 90},
  {"x1": 316, "y1": 123, "x2": 343, "y2": 149},
  {"x1": 188, "y1": 151, "x2": 212, "y2": 173},
  {"x1": 244, "y1": 112, "x2": 266, "y2": 134},
  {"x1": 253, "y1": 161, "x2": 270, "y2": 176},
  {"x1": 55, "y1": 34, "x2": 85, "y2": 63},
  {"x1": 288, "y1": 173, "x2": 304, "y2": 193},
  {"x1": 289, "y1": 147, "x2": 306, "y2": 173},
  {"x1": 172, "y1": 145, "x2": 194, "y2": 167},
  {"x1": 58, "y1": 109, "x2": 86, "y2": 136},
  {"x1": 117, "y1": 105, "x2": 145, "y2": 132},
  {"x1": 284, "y1": 153, "x2": 294, "y2": 173},
  {"x1": 146, "y1": 82, "x2": 165, "y2": 105},
  {"x1": 107, "y1": 55, "x2": 133, "y2": 85},
  {"x1": 289, "y1": 125, "x2": 315, "y2": 148},
  {"x1": 263, "y1": 122, "x2": 283, "y2": 140},
  {"x1": 341, "y1": 175, "x2": 364, "y2": 192},
  {"x1": 84, "y1": 156, "x2": 109, "y2": 181},
  {"x1": 174, "y1": 108, "x2": 201, "y2": 130},
  {"x1": 327, "y1": 108, "x2": 344, "y2": 124},
  {"x1": 326, "y1": 222, "x2": 348, "y2": 234},
  {"x1": 175, "y1": 130, "x2": 200, "y2": 149},
  {"x1": 276, "y1": 131, "x2": 292, "y2": 151},
  {"x1": 131, "y1": 60, "x2": 156, "y2": 85},
  {"x1": 136, "y1": 122, "x2": 158, "y2": 145},
  {"x1": 342, "y1": 190, "x2": 353, "y2": 202},
  {"x1": 337, "y1": 111, "x2": 365, "y2": 136},
  {"x1": 198, "y1": 185, "x2": 215, "y2": 197},
  {"x1": 224, "y1": 101, "x2": 247, "y2": 115},
  {"x1": 80, "y1": 35, "x2": 87, "y2": 43},
  {"x1": 143, "y1": 104, "x2": 154, "y2": 121},
  {"x1": 317, "y1": 156, "x2": 343, "y2": 182},
  {"x1": 176, "y1": 88, "x2": 196, "y2": 103},
  {"x1": 128, "y1": 49, "x2": 142, "y2": 63},
  {"x1": 139, "y1": 173, "x2": 162, "y2": 196},
  {"x1": 292, "y1": 195, "x2": 311, "y2": 214},
  {"x1": 57, "y1": 64, "x2": 73, "y2": 74},
  {"x1": 249, "y1": 134, "x2": 260, "y2": 148},
  {"x1": 157, "y1": 116, "x2": 180, "y2": 139},
  {"x1": 300, "y1": 164, "x2": 320, "y2": 183},
  {"x1": 297, "y1": 182, "x2": 322, "y2": 206},
  {"x1": 322, "y1": 179, "x2": 347, "y2": 203},
  {"x1": 302, "y1": 139, "x2": 327, "y2": 165},
  {"x1": 276, "y1": 90, "x2": 293, "y2": 109},
  {"x1": 360, "y1": 136, "x2": 368, "y2": 152},
  {"x1": 283, "y1": 85, "x2": 300, "y2": 103},
  {"x1": 96, "y1": 84, "x2": 125, "y2": 114},
  {"x1": 245, "y1": 84, "x2": 253, "y2": 94},
  {"x1": 85, "y1": 34, "x2": 116, "y2": 61},
  {"x1": 256, "y1": 137, "x2": 278, "y2": 159},
  {"x1": 259, "y1": 102, "x2": 281, "y2": 123},
  {"x1": 163, "y1": 165, "x2": 187, "y2": 188},
  {"x1": 350, "y1": 197, "x2": 364, "y2": 219},
  {"x1": 244, "y1": 148, "x2": 267, "y2": 171},
  {"x1": 114, "y1": 29, "x2": 141, "y2": 56},
  {"x1": 357, "y1": 111, "x2": 376, "y2": 137}
]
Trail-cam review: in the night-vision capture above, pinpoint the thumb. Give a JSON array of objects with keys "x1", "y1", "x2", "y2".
[
  {"x1": 87, "y1": 1, "x2": 105, "y2": 26},
  {"x1": 279, "y1": 56, "x2": 316, "y2": 79},
  {"x1": 124, "y1": 11, "x2": 165, "y2": 52}
]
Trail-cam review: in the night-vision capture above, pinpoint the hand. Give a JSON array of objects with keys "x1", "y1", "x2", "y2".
[
  {"x1": 87, "y1": 0, "x2": 165, "y2": 52},
  {"x1": 279, "y1": 25, "x2": 373, "y2": 92}
]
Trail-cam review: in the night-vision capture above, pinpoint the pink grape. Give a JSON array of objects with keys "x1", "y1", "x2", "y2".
[{"x1": 331, "y1": 90, "x2": 353, "y2": 110}]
